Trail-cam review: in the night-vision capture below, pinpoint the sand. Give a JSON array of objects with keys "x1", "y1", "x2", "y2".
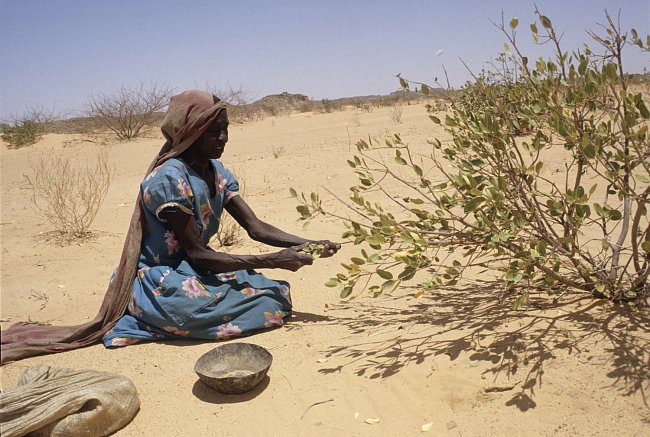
[{"x1": 1, "y1": 104, "x2": 648, "y2": 436}]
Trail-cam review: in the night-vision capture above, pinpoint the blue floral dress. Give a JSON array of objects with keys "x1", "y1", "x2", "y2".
[{"x1": 103, "y1": 158, "x2": 292, "y2": 347}]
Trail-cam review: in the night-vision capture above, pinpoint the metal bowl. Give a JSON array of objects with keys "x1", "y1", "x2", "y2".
[{"x1": 194, "y1": 343, "x2": 273, "y2": 394}]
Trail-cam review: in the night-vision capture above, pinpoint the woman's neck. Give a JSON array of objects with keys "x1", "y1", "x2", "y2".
[{"x1": 179, "y1": 151, "x2": 210, "y2": 174}]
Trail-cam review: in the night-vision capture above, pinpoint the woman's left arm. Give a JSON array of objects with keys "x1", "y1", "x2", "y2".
[{"x1": 224, "y1": 195, "x2": 340, "y2": 256}]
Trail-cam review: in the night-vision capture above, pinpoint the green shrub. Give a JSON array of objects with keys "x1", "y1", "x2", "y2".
[
  {"x1": 2, "y1": 120, "x2": 43, "y2": 148},
  {"x1": 293, "y1": 10, "x2": 650, "y2": 303}
]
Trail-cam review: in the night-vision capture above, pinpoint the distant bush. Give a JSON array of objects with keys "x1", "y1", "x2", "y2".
[
  {"x1": 358, "y1": 101, "x2": 374, "y2": 113},
  {"x1": 320, "y1": 99, "x2": 341, "y2": 113},
  {"x1": 25, "y1": 148, "x2": 113, "y2": 239},
  {"x1": 2, "y1": 120, "x2": 43, "y2": 148},
  {"x1": 262, "y1": 104, "x2": 279, "y2": 117},
  {"x1": 389, "y1": 102, "x2": 404, "y2": 123},
  {"x1": 86, "y1": 83, "x2": 173, "y2": 140},
  {"x1": 210, "y1": 83, "x2": 260, "y2": 123},
  {"x1": 298, "y1": 101, "x2": 315, "y2": 113}
]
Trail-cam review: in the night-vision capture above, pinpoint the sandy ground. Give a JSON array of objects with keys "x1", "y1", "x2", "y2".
[{"x1": 1, "y1": 104, "x2": 649, "y2": 436}]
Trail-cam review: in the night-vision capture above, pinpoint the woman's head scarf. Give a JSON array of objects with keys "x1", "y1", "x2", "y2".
[{"x1": 1, "y1": 91, "x2": 227, "y2": 364}]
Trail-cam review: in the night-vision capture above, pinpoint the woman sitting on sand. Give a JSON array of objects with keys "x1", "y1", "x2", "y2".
[
  {"x1": 104, "y1": 90, "x2": 340, "y2": 346},
  {"x1": 1, "y1": 90, "x2": 339, "y2": 362}
]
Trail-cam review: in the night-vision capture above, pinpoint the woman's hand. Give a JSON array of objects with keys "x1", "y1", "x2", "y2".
[
  {"x1": 271, "y1": 248, "x2": 315, "y2": 271},
  {"x1": 315, "y1": 240, "x2": 341, "y2": 258},
  {"x1": 294, "y1": 240, "x2": 341, "y2": 258}
]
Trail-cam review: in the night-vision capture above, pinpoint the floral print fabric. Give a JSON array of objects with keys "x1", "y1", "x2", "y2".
[{"x1": 103, "y1": 158, "x2": 292, "y2": 347}]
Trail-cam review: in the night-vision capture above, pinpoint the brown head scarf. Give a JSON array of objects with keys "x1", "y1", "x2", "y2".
[{"x1": 1, "y1": 91, "x2": 227, "y2": 364}]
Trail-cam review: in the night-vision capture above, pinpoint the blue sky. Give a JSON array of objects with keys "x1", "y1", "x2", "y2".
[{"x1": 1, "y1": 0, "x2": 648, "y2": 119}]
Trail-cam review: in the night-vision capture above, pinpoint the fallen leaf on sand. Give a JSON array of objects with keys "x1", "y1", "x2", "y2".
[
  {"x1": 365, "y1": 418, "x2": 380, "y2": 424},
  {"x1": 421, "y1": 422, "x2": 433, "y2": 432},
  {"x1": 316, "y1": 358, "x2": 328, "y2": 363}
]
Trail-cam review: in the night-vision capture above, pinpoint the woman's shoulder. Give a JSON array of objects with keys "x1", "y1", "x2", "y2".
[
  {"x1": 210, "y1": 159, "x2": 236, "y2": 178},
  {"x1": 144, "y1": 158, "x2": 189, "y2": 183},
  {"x1": 210, "y1": 159, "x2": 227, "y2": 172}
]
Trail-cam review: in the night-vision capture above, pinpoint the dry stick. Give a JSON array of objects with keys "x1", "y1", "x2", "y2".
[
  {"x1": 360, "y1": 150, "x2": 438, "y2": 206},
  {"x1": 346, "y1": 126, "x2": 351, "y2": 152},
  {"x1": 319, "y1": 185, "x2": 373, "y2": 223},
  {"x1": 300, "y1": 399, "x2": 334, "y2": 421}
]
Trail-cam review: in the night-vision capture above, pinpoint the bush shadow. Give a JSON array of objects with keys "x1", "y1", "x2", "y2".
[{"x1": 316, "y1": 284, "x2": 649, "y2": 412}]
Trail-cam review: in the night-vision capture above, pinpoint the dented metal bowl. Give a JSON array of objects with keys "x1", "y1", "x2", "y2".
[{"x1": 194, "y1": 343, "x2": 272, "y2": 394}]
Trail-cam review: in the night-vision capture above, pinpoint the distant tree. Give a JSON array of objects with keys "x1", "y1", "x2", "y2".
[{"x1": 86, "y1": 83, "x2": 173, "y2": 140}]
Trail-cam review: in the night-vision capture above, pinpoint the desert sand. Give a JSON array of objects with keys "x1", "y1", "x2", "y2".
[{"x1": 1, "y1": 104, "x2": 648, "y2": 436}]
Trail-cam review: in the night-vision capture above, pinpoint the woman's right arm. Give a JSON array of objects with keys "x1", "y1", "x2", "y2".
[{"x1": 161, "y1": 207, "x2": 314, "y2": 273}]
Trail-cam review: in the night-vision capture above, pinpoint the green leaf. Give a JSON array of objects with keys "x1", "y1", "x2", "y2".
[
  {"x1": 583, "y1": 144, "x2": 596, "y2": 159},
  {"x1": 421, "y1": 84, "x2": 430, "y2": 96},
  {"x1": 512, "y1": 294, "x2": 527, "y2": 310},
  {"x1": 510, "y1": 17, "x2": 519, "y2": 30},
  {"x1": 398, "y1": 268, "x2": 417, "y2": 281},
  {"x1": 609, "y1": 210, "x2": 623, "y2": 221},
  {"x1": 380, "y1": 280, "x2": 399, "y2": 293},
  {"x1": 641, "y1": 241, "x2": 650, "y2": 252},
  {"x1": 395, "y1": 156, "x2": 407, "y2": 165},
  {"x1": 340, "y1": 286, "x2": 353, "y2": 299},
  {"x1": 540, "y1": 15, "x2": 552, "y2": 29},
  {"x1": 463, "y1": 196, "x2": 485, "y2": 213},
  {"x1": 289, "y1": 188, "x2": 298, "y2": 198},
  {"x1": 325, "y1": 279, "x2": 340, "y2": 287},
  {"x1": 504, "y1": 42, "x2": 511, "y2": 55},
  {"x1": 376, "y1": 269, "x2": 394, "y2": 280},
  {"x1": 530, "y1": 23, "x2": 538, "y2": 42},
  {"x1": 429, "y1": 115, "x2": 441, "y2": 124},
  {"x1": 578, "y1": 58, "x2": 588, "y2": 76},
  {"x1": 638, "y1": 100, "x2": 650, "y2": 119},
  {"x1": 351, "y1": 257, "x2": 366, "y2": 265}
]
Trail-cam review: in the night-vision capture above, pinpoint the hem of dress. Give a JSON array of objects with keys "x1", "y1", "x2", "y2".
[
  {"x1": 224, "y1": 192, "x2": 239, "y2": 204},
  {"x1": 155, "y1": 202, "x2": 193, "y2": 221}
]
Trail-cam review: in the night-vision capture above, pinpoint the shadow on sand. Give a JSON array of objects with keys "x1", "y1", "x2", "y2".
[
  {"x1": 310, "y1": 284, "x2": 649, "y2": 412},
  {"x1": 192, "y1": 375, "x2": 270, "y2": 403}
]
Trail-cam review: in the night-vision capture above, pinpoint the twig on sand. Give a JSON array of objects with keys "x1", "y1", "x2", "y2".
[
  {"x1": 300, "y1": 398, "x2": 334, "y2": 420},
  {"x1": 483, "y1": 382, "x2": 520, "y2": 393}
]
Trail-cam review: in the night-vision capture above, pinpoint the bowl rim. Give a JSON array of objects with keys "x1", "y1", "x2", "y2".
[{"x1": 194, "y1": 342, "x2": 273, "y2": 377}]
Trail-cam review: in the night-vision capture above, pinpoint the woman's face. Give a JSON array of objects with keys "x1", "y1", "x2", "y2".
[{"x1": 195, "y1": 110, "x2": 229, "y2": 159}]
